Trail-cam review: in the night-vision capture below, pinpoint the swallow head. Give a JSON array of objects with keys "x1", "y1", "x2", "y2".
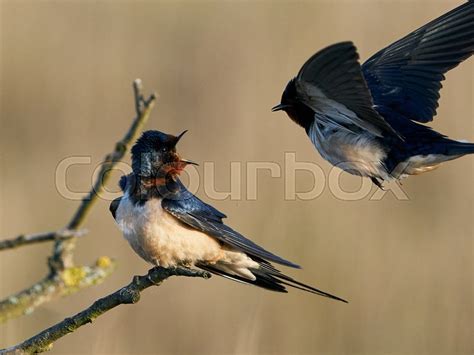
[
  {"x1": 131, "y1": 130, "x2": 197, "y2": 178},
  {"x1": 272, "y1": 78, "x2": 298, "y2": 113},
  {"x1": 272, "y1": 79, "x2": 314, "y2": 131}
]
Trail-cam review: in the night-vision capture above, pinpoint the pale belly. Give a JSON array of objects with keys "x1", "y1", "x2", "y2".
[
  {"x1": 308, "y1": 124, "x2": 390, "y2": 179},
  {"x1": 114, "y1": 193, "x2": 259, "y2": 279}
]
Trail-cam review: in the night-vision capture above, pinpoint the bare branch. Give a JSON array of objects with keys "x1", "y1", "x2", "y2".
[
  {"x1": 1, "y1": 267, "x2": 211, "y2": 354},
  {"x1": 0, "y1": 80, "x2": 156, "y2": 323},
  {"x1": 0, "y1": 230, "x2": 86, "y2": 252},
  {"x1": 51, "y1": 80, "x2": 157, "y2": 270}
]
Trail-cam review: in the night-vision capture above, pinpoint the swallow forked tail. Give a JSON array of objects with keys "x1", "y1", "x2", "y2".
[
  {"x1": 390, "y1": 140, "x2": 474, "y2": 178},
  {"x1": 444, "y1": 141, "x2": 474, "y2": 157},
  {"x1": 421, "y1": 140, "x2": 474, "y2": 161},
  {"x1": 197, "y1": 261, "x2": 348, "y2": 303}
]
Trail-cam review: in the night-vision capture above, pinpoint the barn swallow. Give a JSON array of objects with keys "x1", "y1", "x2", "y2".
[
  {"x1": 110, "y1": 130, "x2": 346, "y2": 302},
  {"x1": 272, "y1": 1, "x2": 474, "y2": 188}
]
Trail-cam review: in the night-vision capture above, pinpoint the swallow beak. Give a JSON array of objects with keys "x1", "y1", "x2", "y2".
[
  {"x1": 173, "y1": 130, "x2": 188, "y2": 146},
  {"x1": 180, "y1": 158, "x2": 199, "y2": 166},
  {"x1": 271, "y1": 103, "x2": 290, "y2": 112},
  {"x1": 162, "y1": 157, "x2": 198, "y2": 177}
]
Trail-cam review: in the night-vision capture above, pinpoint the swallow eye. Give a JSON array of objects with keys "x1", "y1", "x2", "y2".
[{"x1": 161, "y1": 147, "x2": 167, "y2": 153}]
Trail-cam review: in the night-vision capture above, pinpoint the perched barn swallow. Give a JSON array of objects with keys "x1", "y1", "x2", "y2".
[
  {"x1": 272, "y1": 1, "x2": 474, "y2": 188},
  {"x1": 110, "y1": 130, "x2": 346, "y2": 302}
]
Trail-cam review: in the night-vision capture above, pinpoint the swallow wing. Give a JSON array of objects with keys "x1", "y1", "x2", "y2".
[
  {"x1": 296, "y1": 41, "x2": 397, "y2": 137},
  {"x1": 118, "y1": 175, "x2": 128, "y2": 192},
  {"x1": 197, "y1": 261, "x2": 348, "y2": 302},
  {"x1": 109, "y1": 175, "x2": 129, "y2": 220},
  {"x1": 109, "y1": 196, "x2": 121, "y2": 220},
  {"x1": 362, "y1": 1, "x2": 474, "y2": 123},
  {"x1": 161, "y1": 181, "x2": 300, "y2": 269}
]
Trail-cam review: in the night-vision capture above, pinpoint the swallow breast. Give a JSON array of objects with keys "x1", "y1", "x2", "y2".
[{"x1": 114, "y1": 193, "x2": 259, "y2": 279}]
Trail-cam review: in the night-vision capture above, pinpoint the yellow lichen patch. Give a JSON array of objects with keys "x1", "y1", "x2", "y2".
[
  {"x1": 62, "y1": 267, "x2": 87, "y2": 287},
  {"x1": 96, "y1": 256, "x2": 112, "y2": 269}
]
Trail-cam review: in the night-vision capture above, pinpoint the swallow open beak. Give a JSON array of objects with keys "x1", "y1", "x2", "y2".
[
  {"x1": 162, "y1": 157, "x2": 198, "y2": 177},
  {"x1": 173, "y1": 132, "x2": 198, "y2": 165},
  {"x1": 173, "y1": 130, "x2": 188, "y2": 146},
  {"x1": 180, "y1": 158, "x2": 199, "y2": 166},
  {"x1": 271, "y1": 103, "x2": 290, "y2": 112}
]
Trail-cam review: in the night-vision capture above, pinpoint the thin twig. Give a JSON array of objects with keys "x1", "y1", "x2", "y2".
[
  {"x1": 1, "y1": 267, "x2": 211, "y2": 354},
  {"x1": 51, "y1": 79, "x2": 157, "y2": 271},
  {"x1": 0, "y1": 229, "x2": 86, "y2": 252},
  {"x1": 0, "y1": 80, "x2": 157, "y2": 324}
]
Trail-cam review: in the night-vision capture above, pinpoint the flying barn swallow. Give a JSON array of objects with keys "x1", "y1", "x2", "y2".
[
  {"x1": 272, "y1": 1, "x2": 474, "y2": 188},
  {"x1": 110, "y1": 130, "x2": 346, "y2": 302}
]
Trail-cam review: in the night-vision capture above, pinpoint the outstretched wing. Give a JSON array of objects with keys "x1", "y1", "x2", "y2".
[
  {"x1": 296, "y1": 41, "x2": 397, "y2": 137},
  {"x1": 161, "y1": 180, "x2": 300, "y2": 269},
  {"x1": 362, "y1": 1, "x2": 474, "y2": 123}
]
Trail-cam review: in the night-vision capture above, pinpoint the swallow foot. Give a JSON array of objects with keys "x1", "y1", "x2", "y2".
[{"x1": 371, "y1": 177, "x2": 385, "y2": 190}]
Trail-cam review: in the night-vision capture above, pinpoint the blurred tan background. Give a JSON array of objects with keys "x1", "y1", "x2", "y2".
[{"x1": 0, "y1": 0, "x2": 473, "y2": 354}]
